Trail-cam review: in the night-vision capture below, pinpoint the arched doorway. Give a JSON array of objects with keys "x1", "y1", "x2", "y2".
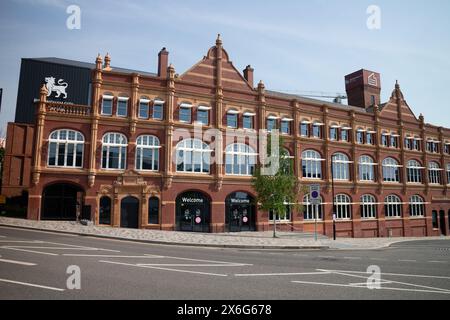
[
  {"x1": 99, "y1": 196, "x2": 111, "y2": 225},
  {"x1": 225, "y1": 192, "x2": 256, "y2": 232},
  {"x1": 120, "y1": 196, "x2": 139, "y2": 229},
  {"x1": 41, "y1": 183, "x2": 84, "y2": 220},
  {"x1": 176, "y1": 191, "x2": 211, "y2": 233}
]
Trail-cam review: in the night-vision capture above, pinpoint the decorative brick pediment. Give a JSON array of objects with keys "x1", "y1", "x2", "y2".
[{"x1": 114, "y1": 169, "x2": 147, "y2": 186}]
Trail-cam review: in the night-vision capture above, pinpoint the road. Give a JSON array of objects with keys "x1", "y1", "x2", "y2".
[{"x1": 0, "y1": 226, "x2": 449, "y2": 300}]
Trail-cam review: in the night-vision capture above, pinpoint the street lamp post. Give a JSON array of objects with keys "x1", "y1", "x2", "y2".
[{"x1": 331, "y1": 154, "x2": 337, "y2": 240}]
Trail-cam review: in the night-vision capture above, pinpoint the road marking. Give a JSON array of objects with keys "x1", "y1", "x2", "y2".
[
  {"x1": 160, "y1": 255, "x2": 248, "y2": 265},
  {"x1": 343, "y1": 257, "x2": 362, "y2": 260},
  {"x1": 0, "y1": 258, "x2": 36, "y2": 266},
  {"x1": 317, "y1": 269, "x2": 450, "y2": 280},
  {"x1": 0, "y1": 236, "x2": 7, "y2": 238},
  {"x1": 137, "y1": 263, "x2": 251, "y2": 267},
  {"x1": 0, "y1": 278, "x2": 65, "y2": 291},
  {"x1": 316, "y1": 269, "x2": 450, "y2": 294},
  {"x1": 2, "y1": 246, "x2": 106, "y2": 250},
  {"x1": 370, "y1": 258, "x2": 387, "y2": 261},
  {"x1": 99, "y1": 260, "x2": 228, "y2": 277},
  {"x1": 398, "y1": 260, "x2": 417, "y2": 262},
  {"x1": 429, "y1": 261, "x2": 446, "y2": 264},
  {"x1": 291, "y1": 280, "x2": 450, "y2": 295},
  {"x1": 318, "y1": 256, "x2": 335, "y2": 259},
  {"x1": 1, "y1": 247, "x2": 59, "y2": 256},
  {"x1": 62, "y1": 254, "x2": 164, "y2": 258},
  {"x1": 0, "y1": 240, "x2": 44, "y2": 243},
  {"x1": 235, "y1": 271, "x2": 331, "y2": 277},
  {"x1": 43, "y1": 241, "x2": 121, "y2": 252}
]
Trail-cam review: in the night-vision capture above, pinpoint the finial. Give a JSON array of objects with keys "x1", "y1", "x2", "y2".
[
  {"x1": 216, "y1": 33, "x2": 222, "y2": 47},
  {"x1": 40, "y1": 84, "x2": 48, "y2": 95},
  {"x1": 395, "y1": 80, "x2": 400, "y2": 89},
  {"x1": 104, "y1": 53, "x2": 111, "y2": 70}
]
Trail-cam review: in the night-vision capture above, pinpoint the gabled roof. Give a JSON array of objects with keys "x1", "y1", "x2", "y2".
[{"x1": 179, "y1": 36, "x2": 254, "y2": 92}]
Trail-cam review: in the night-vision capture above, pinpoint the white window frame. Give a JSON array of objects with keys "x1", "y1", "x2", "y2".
[
  {"x1": 101, "y1": 95, "x2": 113, "y2": 116},
  {"x1": 382, "y1": 157, "x2": 401, "y2": 182},
  {"x1": 152, "y1": 99, "x2": 164, "y2": 120},
  {"x1": 334, "y1": 194, "x2": 351, "y2": 220},
  {"x1": 332, "y1": 153, "x2": 351, "y2": 181},
  {"x1": 358, "y1": 155, "x2": 376, "y2": 182},
  {"x1": 225, "y1": 143, "x2": 257, "y2": 176},
  {"x1": 47, "y1": 129, "x2": 84, "y2": 168},
  {"x1": 385, "y1": 195, "x2": 402, "y2": 218},
  {"x1": 116, "y1": 97, "x2": 129, "y2": 117},
  {"x1": 428, "y1": 161, "x2": 442, "y2": 185},
  {"x1": 175, "y1": 138, "x2": 211, "y2": 174},
  {"x1": 360, "y1": 194, "x2": 377, "y2": 219},
  {"x1": 301, "y1": 150, "x2": 324, "y2": 179},
  {"x1": 139, "y1": 98, "x2": 150, "y2": 119},
  {"x1": 409, "y1": 195, "x2": 425, "y2": 217},
  {"x1": 407, "y1": 160, "x2": 423, "y2": 184},
  {"x1": 101, "y1": 132, "x2": 127, "y2": 170},
  {"x1": 135, "y1": 135, "x2": 161, "y2": 172}
]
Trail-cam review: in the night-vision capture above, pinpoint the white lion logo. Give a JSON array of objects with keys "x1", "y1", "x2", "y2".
[{"x1": 45, "y1": 76, "x2": 68, "y2": 99}]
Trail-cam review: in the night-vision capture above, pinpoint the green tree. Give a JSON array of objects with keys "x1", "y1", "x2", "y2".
[{"x1": 251, "y1": 134, "x2": 300, "y2": 238}]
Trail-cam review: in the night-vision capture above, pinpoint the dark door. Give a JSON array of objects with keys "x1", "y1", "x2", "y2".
[
  {"x1": 120, "y1": 197, "x2": 139, "y2": 229},
  {"x1": 226, "y1": 192, "x2": 255, "y2": 232},
  {"x1": 99, "y1": 196, "x2": 111, "y2": 225},
  {"x1": 176, "y1": 191, "x2": 210, "y2": 233},
  {"x1": 41, "y1": 183, "x2": 83, "y2": 220},
  {"x1": 439, "y1": 210, "x2": 446, "y2": 235}
]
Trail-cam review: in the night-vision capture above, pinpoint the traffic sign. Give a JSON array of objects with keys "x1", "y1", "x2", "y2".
[{"x1": 309, "y1": 185, "x2": 320, "y2": 205}]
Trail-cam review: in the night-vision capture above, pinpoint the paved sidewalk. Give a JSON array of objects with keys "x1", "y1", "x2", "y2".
[{"x1": 0, "y1": 216, "x2": 448, "y2": 250}]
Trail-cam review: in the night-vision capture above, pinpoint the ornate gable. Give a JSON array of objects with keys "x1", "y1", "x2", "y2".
[
  {"x1": 379, "y1": 81, "x2": 418, "y2": 122},
  {"x1": 179, "y1": 35, "x2": 255, "y2": 92}
]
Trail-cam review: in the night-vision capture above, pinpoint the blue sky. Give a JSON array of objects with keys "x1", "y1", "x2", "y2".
[{"x1": 1, "y1": 0, "x2": 450, "y2": 135}]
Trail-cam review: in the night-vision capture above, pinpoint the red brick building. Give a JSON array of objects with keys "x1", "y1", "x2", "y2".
[{"x1": 2, "y1": 36, "x2": 450, "y2": 237}]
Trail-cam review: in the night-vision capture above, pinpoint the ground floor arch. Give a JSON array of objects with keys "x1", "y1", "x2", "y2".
[
  {"x1": 41, "y1": 183, "x2": 84, "y2": 220},
  {"x1": 99, "y1": 196, "x2": 111, "y2": 225},
  {"x1": 176, "y1": 191, "x2": 211, "y2": 233},
  {"x1": 120, "y1": 196, "x2": 139, "y2": 229},
  {"x1": 225, "y1": 191, "x2": 256, "y2": 232}
]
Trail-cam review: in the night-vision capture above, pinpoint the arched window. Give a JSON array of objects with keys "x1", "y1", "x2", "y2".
[
  {"x1": 335, "y1": 194, "x2": 351, "y2": 219},
  {"x1": 148, "y1": 197, "x2": 159, "y2": 224},
  {"x1": 360, "y1": 194, "x2": 377, "y2": 219},
  {"x1": 136, "y1": 135, "x2": 160, "y2": 171},
  {"x1": 332, "y1": 153, "x2": 350, "y2": 181},
  {"x1": 358, "y1": 155, "x2": 375, "y2": 182},
  {"x1": 385, "y1": 195, "x2": 402, "y2": 218},
  {"x1": 48, "y1": 129, "x2": 84, "y2": 168},
  {"x1": 176, "y1": 138, "x2": 210, "y2": 173},
  {"x1": 382, "y1": 157, "x2": 401, "y2": 182},
  {"x1": 225, "y1": 143, "x2": 257, "y2": 176},
  {"x1": 302, "y1": 150, "x2": 323, "y2": 179},
  {"x1": 302, "y1": 194, "x2": 323, "y2": 220},
  {"x1": 101, "y1": 133, "x2": 127, "y2": 169},
  {"x1": 407, "y1": 160, "x2": 423, "y2": 183},
  {"x1": 428, "y1": 161, "x2": 442, "y2": 184},
  {"x1": 409, "y1": 195, "x2": 425, "y2": 217}
]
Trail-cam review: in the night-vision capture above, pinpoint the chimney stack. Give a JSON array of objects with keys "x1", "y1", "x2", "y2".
[
  {"x1": 243, "y1": 65, "x2": 254, "y2": 88},
  {"x1": 158, "y1": 47, "x2": 169, "y2": 78},
  {"x1": 345, "y1": 69, "x2": 381, "y2": 109}
]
